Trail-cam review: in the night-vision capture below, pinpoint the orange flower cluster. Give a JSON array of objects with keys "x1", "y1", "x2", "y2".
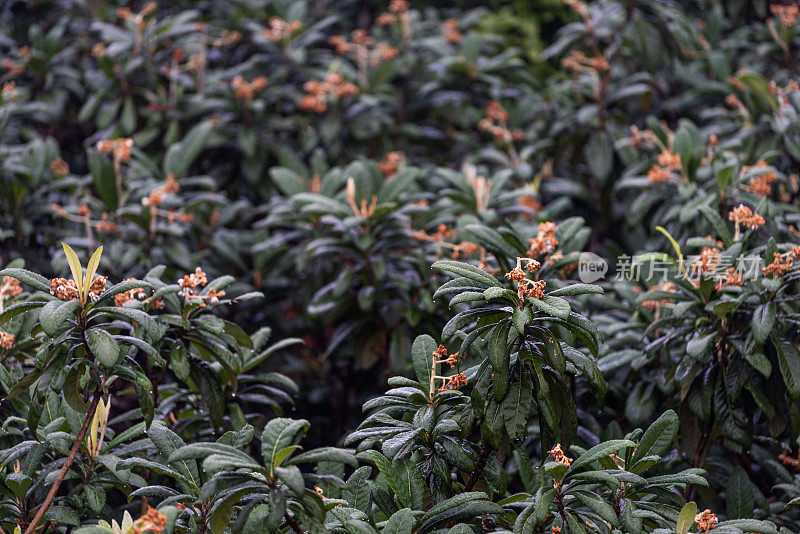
[
  {"x1": 142, "y1": 173, "x2": 180, "y2": 207},
  {"x1": 478, "y1": 100, "x2": 525, "y2": 143},
  {"x1": 411, "y1": 225, "x2": 480, "y2": 259},
  {"x1": 131, "y1": 504, "x2": 168, "y2": 534},
  {"x1": 52, "y1": 204, "x2": 118, "y2": 233},
  {"x1": 715, "y1": 267, "x2": 744, "y2": 291},
  {"x1": 178, "y1": 267, "x2": 207, "y2": 294},
  {"x1": 548, "y1": 444, "x2": 573, "y2": 467},
  {"x1": 329, "y1": 31, "x2": 399, "y2": 65},
  {"x1": 50, "y1": 276, "x2": 106, "y2": 301},
  {"x1": 2, "y1": 48, "x2": 28, "y2": 78},
  {"x1": 439, "y1": 373, "x2": 467, "y2": 391},
  {"x1": 411, "y1": 224, "x2": 455, "y2": 242},
  {"x1": 378, "y1": 151, "x2": 405, "y2": 178},
  {"x1": 50, "y1": 157, "x2": 70, "y2": 176},
  {"x1": 211, "y1": 29, "x2": 242, "y2": 48},
  {"x1": 442, "y1": 19, "x2": 463, "y2": 43},
  {"x1": 299, "y1": 73, "x2": 358, "y2": 113},
  {"x1": 728, "y1": 204, "x2": 765, "y2": 235},
  {"x1": 761, "y1": 247, "x2": 800, "y2": 278},
  {"x1": 431, "y1": 345, "x2": 467, "y2": 392},
  {"x1": 771, "y1": 3, "x2": 799, "y2": 26},
  {"x1": 450, "y1": 242, "x2": 480, "y2": 260},
  {"x1": 744, "y1": 160, "x2": 778, "y2": 196},
  {"x1": 376, "y1": 0, "x2": 410, "y2": 25},
  {"x1": 231, "y1": 75, "x2": 268, "y2": 101},
  {"x1": 518, "y1": 194, "x2": 542, "y2": 215},
  {"x1": 434, "y1": 344, "x2": 459, "y2": 368},
  {"x1": 178, "y1": 268, "x2": 225, "y2": 306},
  {"x1": 775, "y1": 80, "x2": 800, "y2": 108},
  {"x1": 627, "y1": 125, "x2": 662, "y2": 148},
  {"x1": 657, "y1": 150, "x2": 682, "y2": 170},
  {"x1": 728, "y1": 74, "x2": 745, "y2": 91},
  {"x1": 689, "y1": 246, "x2": 721, "y2": 278},
  {"x1": 262, "y1": 17, "x2": 302, "y2": 42},
  {"x1": 97, "y1": 213, "x2": 117, "y2": 232},
  {"x1": 528, "y1": 222, "x2": 559, "y2": 258},
  {"x1": 2, "y1": 58, "x2": 25, "y2": 77},
  {"x1": 698, "y1": 245, "x2": 721, "y2": 272},
  {"x1": 725, "y1": 94, "x2": 743, "y2": 110},
  {"x1": 779, "y1": 450, "x2": 800, "y2": 471},
  {"x1": 0, "y1": 331, "x2": 14, "y2": 349},
  {"x1": 561, "y1": 50, "x2": 610, "y2": 73},
  {"x1": 506, "y1": 257, "x2": 545, "y2": 301},
  {"x1": 647, "y1": 165, "x2": 672, "y2": 183},
  {"x1": 390, "y1": 0, "x2": 410, "y2": 12},
  {"x1": 97, "y1": 138, "x2": 134, "y2": 163},
  {"x1": 1, "y1": 81, "x2": 17, "y2": 102},
  {"x1": 641, "y1": 282, "x2": 677, "y2": 310},
  {"x1": 551, "y1": 527, "x2": 562, "y2": 534},
  {"x1": 166, "y1": 209, "x2": 194, "y2": 224},
  {"x1": 694, "y1": 509, "x2": 718, "y2": 532},
  {"x1": 92, "y1": 43, "x2": 107, "y2": 57},
  {"x1": 313, "y1": 485, "x2": 325, "y2": 497},
  {"x1": 0, "y1": 276, "x2": 22, "y2": 301},
  {"x1": 114, "y1": 278, "x2": 147, "y2": 307}
]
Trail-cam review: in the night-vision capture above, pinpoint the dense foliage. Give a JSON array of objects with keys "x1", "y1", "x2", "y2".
[{"x1": 1, "y1": 0, "x2": 799, "y2": 532}]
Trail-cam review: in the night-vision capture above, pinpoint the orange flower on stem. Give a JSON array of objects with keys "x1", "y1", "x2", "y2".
[
  {"x1": 506, "y1": 257, "x2": 545, "y2": 302},
  {"x1": 428, "y1": 345, "x2": 466, "y2": 400},
  {"x1": 528, "y1": 222, "x2": 558, "y2": 258},
  {"x1": 694, "y1": 509, "x2": 718, "y2": 532},
  {"x1": 548, "y1": 444, "x2": 573, "y2": 467},
  {"x1": 728, "y1": 204, "x2": 765, "y2": 240}
]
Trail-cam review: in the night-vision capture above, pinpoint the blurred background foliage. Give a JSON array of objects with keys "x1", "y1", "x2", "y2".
[{"x1": 2, "y1": 0, "x2": 800, "y2": 527}]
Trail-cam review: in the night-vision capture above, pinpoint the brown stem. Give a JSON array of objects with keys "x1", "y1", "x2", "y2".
[
  {"x1": 198, "y1": 502, "x2": 208, "y2": 534},
  {"x1": 465, "y1": 443, "x2": 492, "y2": 491},
  {"x1": 25, "y1": 391, "x2": 102, "y2": 534},
  {"x1": 284, "y1": 513, "x2": 304, "y2": 534},
  {"x1": 682, "y1": 417, "x2": 714, "y2": 501},
  {"x1": 555, "y1": 486, "x2": 568, "y2": 526}
]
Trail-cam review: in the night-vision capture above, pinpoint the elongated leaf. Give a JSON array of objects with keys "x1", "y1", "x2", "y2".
[
  {"x1": 289, "y1": 447, "x2": 357, "y2": 467},
  {"x1": 676, "y1": 502, "x2": 697, "y2": 534},
  {"x1": 531, "y1": 296, "x2": 570, "y2": 320},
  {"x1": 569, "y1": 440, "x2": 635, "y2": 472},
  {"x1": 367, "y1": 450, "x2": 411, "y2": 508},
  {"x1": 62, "y1": 242, "x2": 83, "y2": 292},
  {"x1": 632, "y1": 410, "x2": 678, "y2": 464},
  {"x1": 40, "y1": 299, "x2": 81, "y2": 337},
  {"x1": 86, "y1": 328, "x2": 121, "y2": 368},
  {"x1": 383, "y1": 508, "x2": 415, "y2": 534},
  {"x1": 83, "y1": 246, "x2": 103, "y2": 303},
  {"x1": 432, "y1": 259, "x2": 501, "y2": 288},
  {"x1": 0, "y1": 301, "x2": 44, "y2": 327},
  {"x1": 93, "y1": 279, "x2": 153, "y2": 307},
  {"x1": 90, "y1": 306, "x2": 159, "y2": 339},
  {"x1": 411, "y1": 334, "x2": 437, "y2": 391},
  {"x1": 262, "y1": 418, "x2": 310, "y2": 474},
  {"x1": 418, "y1": 492, "x2": 503, "y2": 534},
  {"x1": 547, "y1": 284, "x2": 604, "y2": 297},
  {"x1": 752, "y1": 303, "x2": 775, "y2": 344},
  {"x1": 0, "y1": 268, "x2": 51, "y2": 293},
  {"x1": 776, "y1": 340, "x2": 800, "y2": 399},
  {"x1": 148, "y1": 423, "x2": 201, "y2": 491}
]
